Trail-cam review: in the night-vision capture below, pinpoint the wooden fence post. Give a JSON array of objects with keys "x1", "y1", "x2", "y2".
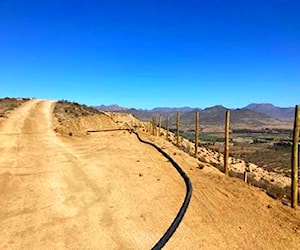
[
  {"x1": 244, "y1": 171, "x2": 248, "y2": 183},
  {"x1": 148, "y1": 120, "x2": 150, "y2": 134},
  {"x1": 166, "y1": 117, "x2": 169, "y2": 141},
  {"x1": 195, "y1": 111, "x2": 200, "y2": 156},
  {"x1": 291, "y1": 105, "x2": 300, "y2": 209},
  {"x1": 224, "y1": 110, "x2": 230, "y2": 176},
  {"x1": 151, "y1": 116, "x2": 155, "y2": 135},
  {"x1": 154, "y1": 116, "x2": 157, "y2": 136},
  {"x1": 176, "y1": 111, "x2": 180, "y2": 147},
  {"x1": 159, "y1": 114, "x2": 162, "y2": 136}
]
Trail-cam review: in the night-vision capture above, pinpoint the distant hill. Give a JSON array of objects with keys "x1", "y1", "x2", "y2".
[
  {"x1": 244, "y1": 103, "x2": 295, "y2": 121},
  {"x1": 95, "y1": 104, "x2": 127, "y2": 112}
]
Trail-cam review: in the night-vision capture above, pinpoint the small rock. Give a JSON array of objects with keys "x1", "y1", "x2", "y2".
[{"x1": 197, "y1": 164, "x2": 205, "y2": 170}]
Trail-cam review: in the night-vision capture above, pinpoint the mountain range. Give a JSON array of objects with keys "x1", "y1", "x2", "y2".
[
  {"x1": 96, "y1": 103, "x2": 295, "y2": 120},
  {"x1": 95, "y1": 103, "x2": 295, "y2": 130}
]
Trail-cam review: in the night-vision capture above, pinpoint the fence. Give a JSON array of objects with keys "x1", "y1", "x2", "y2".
[{"x1": 148, "y1": 106, "x2": 300, "y2": 209}]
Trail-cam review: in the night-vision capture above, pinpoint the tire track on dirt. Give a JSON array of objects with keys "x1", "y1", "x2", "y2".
[{"x1": 0, "y1": 100, "x2": 128, "y2": 249}]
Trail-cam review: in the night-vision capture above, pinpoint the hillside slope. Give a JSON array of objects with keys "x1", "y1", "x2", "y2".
[
  {"x1": 53, "y1": 100, "x2": 118, "y2": 136},
  {"x1": 0, "y1": 100, "x2": 299, "y2": 249}
]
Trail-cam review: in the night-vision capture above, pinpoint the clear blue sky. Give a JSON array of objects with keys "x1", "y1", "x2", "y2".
[{"x1": 0, "y1": 0, "x2": 299, "y2": 109}]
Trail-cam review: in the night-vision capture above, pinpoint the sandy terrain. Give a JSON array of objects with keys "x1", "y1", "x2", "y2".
[{"x1": 0, "y1": 99, "x2": 300, "y2": 249}]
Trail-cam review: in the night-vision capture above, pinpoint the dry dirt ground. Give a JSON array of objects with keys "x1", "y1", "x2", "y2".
[{"x1": 0, "y1": 99, "x2": 300, "y2": 249}]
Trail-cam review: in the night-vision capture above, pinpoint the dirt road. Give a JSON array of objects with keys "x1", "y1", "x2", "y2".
[
  {"x1": 0, "y1": 100, "x2": 186, "y2": 249},
  {"x1": 1, "y1": 99, "x2": 300, "y2": 249}
]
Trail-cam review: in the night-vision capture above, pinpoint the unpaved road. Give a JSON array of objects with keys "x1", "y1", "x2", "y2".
[
  {"x1": 1, "y1": 99, "x2": 300, "y2": 249},
  {"x1": 0, "y1": 100, "x2": 186, "y2": 249}
]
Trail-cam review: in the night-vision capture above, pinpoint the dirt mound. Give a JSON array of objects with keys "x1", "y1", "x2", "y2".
[
  {"x1": 54, "y1": 100, "x2": 101, "y2": 117},
  {"x1": 53, "y1": 101, "x2": 118, "y2": 136},
  {"x1": 53, "y1": 101, "x2": 149, "y2": 136},
  {"x1": 0, "y1": 97, "x2": 30, "y2": 118}
]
